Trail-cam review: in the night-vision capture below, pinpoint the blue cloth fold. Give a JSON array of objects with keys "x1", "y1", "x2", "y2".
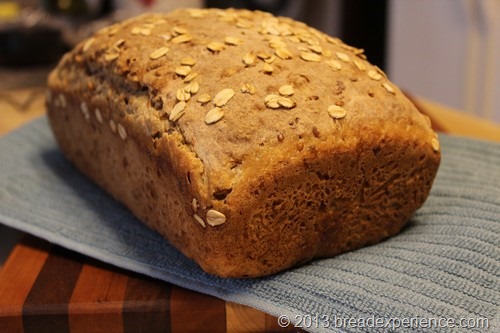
[{"x1": 0, "y1": 117, "x2": 498, "y2": 332}]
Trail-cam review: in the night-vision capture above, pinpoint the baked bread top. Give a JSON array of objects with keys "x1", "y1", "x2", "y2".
[{"x1": 49, "y1": 8, "x2": 439, "y2": 211}]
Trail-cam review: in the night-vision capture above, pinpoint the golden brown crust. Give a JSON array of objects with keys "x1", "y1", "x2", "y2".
[{"x1": 47, "y1": 8, "x2": 440, "y2": 277}]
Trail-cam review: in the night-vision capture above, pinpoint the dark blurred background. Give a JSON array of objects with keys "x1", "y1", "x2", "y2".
[{"x1": 0, "y1": 0, "x2": 387, "y2": 82}]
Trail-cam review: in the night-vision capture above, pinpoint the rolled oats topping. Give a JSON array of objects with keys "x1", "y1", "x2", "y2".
[
  {"x1": 278, "y1": 85, "x2": 294, "y2": 96},
  {"x1": 170, "y1": 101, "x2": 186, "y2": 121},
  {"x1": 171, "y1": 34, "x2": 193, "y2": 44},
  {"x1": 197, "y1": 93, "x2": 212, "y2": 104},
  {"x1": 264, "y1": 94, "x2": 280, "y2": 109},
  {"x1": 206, "y1": 209, "x2": 226, "y2": 226},
  {"x1": 205, "y1": 107, "x2": 224, "y2": 124},
  {"x1": 277, "y1": 97, "x2": 295, "y2": 109},
  {"x1": 194, "y1": 214, "x2": 206, "y2": 227},
  {"x1": 80, "y1": 102, "x2": 90, "y2": 121},
  {"x1": 185, "y1": 81, "x2": 199, "y2": 94},
  {"x1": 207, "y1": 41, "x2": 225, "y2": 52},
  {"x1": 326, "y1": 60, "x2": 342, "y2": 70},
  {"x1": 149, "y1": 47, "x2": 169, "y2": 60},
  {"x1": 82, "y1": 38, "x2": 95, "y2": 52},
  {"x1": 241, "y1": 83, "x2": 256, "y2": 95},
  {"x1": 327, "y1": 105, "x2": 347, "y2": 119},
  {"x1": 117, "y1": 123, "x2": 127, "y2": 140},
  {"x1": 175, "y1": 66, "x2": 192, "y2": 77},
  {"x1": 224, "y1": 36, "x2": 243, "y2": 45},
  {"x1": 213, "y1": 89, "x2": 235, "y2": 107},
  {"x1": 335, "y1": 52, "x2": 350, "y2": 62},
  {"x1": 183, "y1": 72, "x2": 199, "y2": 83},
  {"x1": 368, "y1": 70, "x2": 382, "y2": 81},
  {"x1": 262, "y1": 63, "x2": 274, "y2": 74},
  {"x1": 275, "y1": 47, "x2": 293, "y2": 60},
  {"x1": 300, "y1": 51, "x2": 321, "y2": 62},
  {"x1": 95, "y1": 108, "x2": 103, "y2": 123},
  {"x1": 109, "y1": 119, "x2": 116, "y2": 133},
  {"x1": 243, "y1": 52, "x2": 256, "y2": 66},
  {"x1": 181, "y1": 57, "x2": 196, "y2": 66},
  {"x1": 382, "y1": 82, "x2": 396, "y2": 94},
  {"x1": 431, "y1": 137, "x2": 440, "y2": 152}
]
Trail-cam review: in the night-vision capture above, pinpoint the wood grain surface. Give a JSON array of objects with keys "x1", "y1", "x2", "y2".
[{"x1": 0, "y1": 237, "x2": 305, "y2": 333}]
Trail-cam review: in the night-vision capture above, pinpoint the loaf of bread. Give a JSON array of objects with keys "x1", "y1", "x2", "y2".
[{"x1": 46, "y1": 8, "x2": 440, "y2": 277}]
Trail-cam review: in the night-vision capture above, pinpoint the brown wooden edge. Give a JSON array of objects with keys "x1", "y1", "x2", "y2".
[
  {"x1": 0, "y1": 237, "x2": 305, "y2": 332},
  {"x1": 0, "y1": 236, "x2": 51, "y2": 333}
]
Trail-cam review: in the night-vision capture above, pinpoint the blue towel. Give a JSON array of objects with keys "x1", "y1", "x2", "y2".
[{"x1": 0, "y1": 117, "x2": 498, "y2": 332}]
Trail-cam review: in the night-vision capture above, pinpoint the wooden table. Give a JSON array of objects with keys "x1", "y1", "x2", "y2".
[{"x1": 1, "y1": 87, "x2": 499, "y2": 333}]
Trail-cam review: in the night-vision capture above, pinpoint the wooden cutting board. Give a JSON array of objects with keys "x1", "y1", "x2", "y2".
[{"x1": 0, "y1": 236, "x2": 303, "y2": 333}]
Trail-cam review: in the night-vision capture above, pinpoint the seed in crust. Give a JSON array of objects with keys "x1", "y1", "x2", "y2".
[
  {"x1": 328, "y1": 105, "x2": 347, "y2": 119},
  {"x1": 336, "y1": 52, "x2": 350, "y2": 62},
  {"x1": 241, "y1": 83, "x2": 256, "y2": 95},
  {"x1": 176, "y1": 88, "x2": 190, "y2": 102},
  {"x1": 197, "y1": 93, "x2": 211, "y2": 104},
  {"x1": 213, "y1": 89, "x2": 235, "y2": 107},
  {"x1": 95, "y1": 108, "x2": 103, "y2": 123},
  {"x1": 114, "y1": 39, "x2": 126, "y2": 48},
  {"x1": 117, "y1": 123, "x2": 127, "y2": 141},
  {"x1": 368, "y1": 70, "x2": 382, "y2": 81},
  {"x1": 104, "y1": 51, "x2": 119, "y2": 62},
  {"x1": 353, "y1": 59, "x2": 366, "y2": 71},
  {"x1": 149, "y1": 47, "x2": 169, "y2": 60},
  {"x1": 185, "y1": 81, "x2": 199, "y2": 94},
  {"x1": 171, "y1": 34, "x2": 193, "y2": 44},
  {"x1": 80, "y1": 102, "x2": 90, "y2": 121},
  {"x1": 207, "y1": 41, "x2": 225, "y2": 52},
  {"x1": 140, "y1": 28, "x2": 151, "y2": 36},
  {"x1": 175, "y1": 66, "x2": 192, "y2": 77},
  {"x1": 183, "y1": 72, "x2": 198, "y2": 82},
  {"x1": 262, "y1": 63, "x2": 274, "y2": 74},
  {"x1": 326, "y1": 60, "x2": 342, "y2": 71},
  {"x1": 206, "y1": 209, "x2": 226, "y2": 226},
  {"x1": 180, "y1": 57, "x2": 196, "y2": 66},
  {"x1": 236, "y1": 19, "x2": 252, "y2": 29},
  {"x1": 264, "y1": 94, "x2": 280, "y2": 109},
  {"x1": 243, "y1": 52, "x2": 255, "y2": 66},
  {"x1": 205, "y1": 107, "x2": 224, "y2": 124},
  {"x1": 300, "y1": 51, "x2": 321, "y2": 62},
  {"x1": 194, "y1": 214, "x2": 206, "y2": 228},
  {"x1": 58, "y1": 93, "x2": 66, "y2": 108},
  {"x1": 277, "y1": 97, "x2": 295, "y2": 109},
  {"x1": 275, "y1": 48, "x2": 293, "y2": 60},
  {"x1": 172, "y1": 26, "x2": 188, "y2": 35},
  {"x1": 308, "y1": 44, "x2": 323, "y2": 54},
  {"x1": 170, "y1": 101, "x2": 186, "y2": 121},
  {"x1": 431, "y1": 138, "x2": 440, "y2": 152},
  {"x1": 109, "y1": 119, "x2": 116, "y2": 133},
  {"x1": 82, "y1": 38, "x2": 95, "y2": 52},
  {"x1": 382, "y1": 82, "x2": 396, "y2": 94},
  {"x1": 257, "y1": 52, "x2": 271, "y2": 60},
  {"x1": 224, "y1": 36, "x2": 242, "y2": 45},
  {"x1": 279, "y1": 85, "x2": 294, "y2": 96}
]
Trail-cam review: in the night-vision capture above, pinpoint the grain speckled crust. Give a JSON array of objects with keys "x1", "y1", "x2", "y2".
[{"x1": 47, "y1": 8, "x2": 440, "y2": 277}]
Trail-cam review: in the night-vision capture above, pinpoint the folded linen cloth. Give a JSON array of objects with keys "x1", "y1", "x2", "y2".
[{"x1": 0, "y1": 117, "x2": 498, "y2": 333}]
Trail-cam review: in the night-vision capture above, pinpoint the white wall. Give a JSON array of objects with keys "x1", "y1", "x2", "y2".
[{"x1": 388, "y1": 0, "x2": 500, "y2": 123}]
